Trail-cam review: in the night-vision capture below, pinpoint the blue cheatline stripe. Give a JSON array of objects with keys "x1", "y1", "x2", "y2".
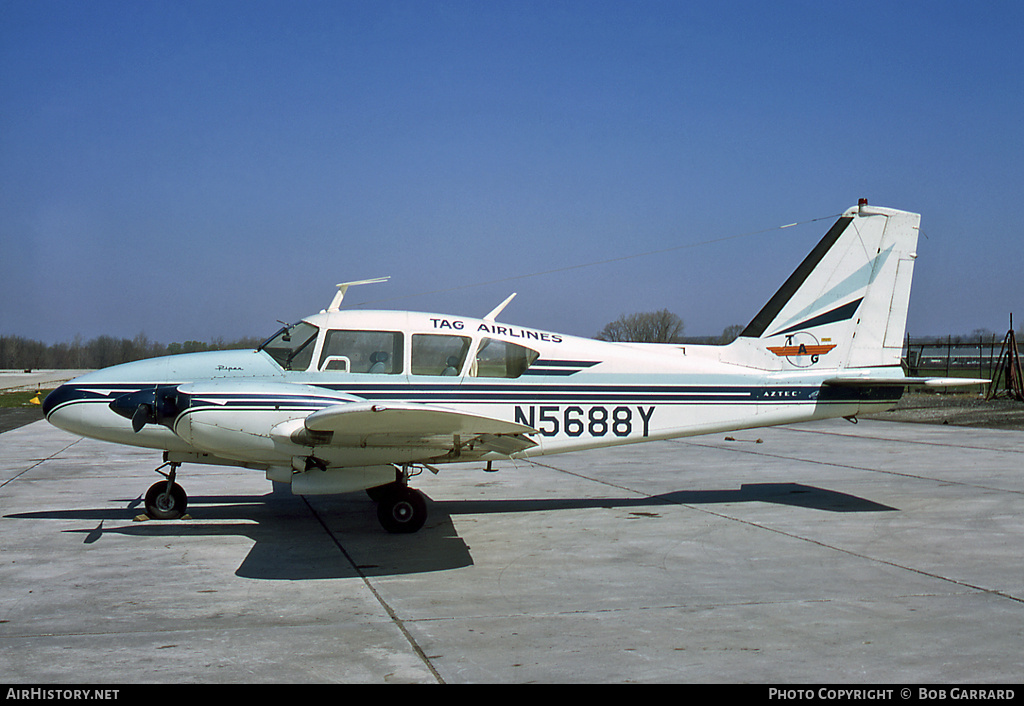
[
  {"x1": 47, "y1": 380, "x2": 902, "y2": 419},
  {"x1": 528, "y1": 360, "x2": 598, "y2": 366},
  {"x1": 180, "y1": 386, "x2": 898, "y2": 408},
  {"x1": 522, "y1": 360, "x2": 600, "y2": 376}
]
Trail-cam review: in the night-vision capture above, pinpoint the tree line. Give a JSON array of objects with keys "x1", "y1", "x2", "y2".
[
  {"x1": 4, "y1": 312, "x2": 1019, "y2": 369},
  {"x1": 595, "y1": 309, "x2": 743, "y2": 344},
  {"x1": 0, "y1": 333, "x2": 264, "y2": 370},
  {"x1": 596, "y1": 311, "x2": 1024, "y2": 345},
  {"x1": 2, "y1": 314, "x2": 734, "y2": 371}
]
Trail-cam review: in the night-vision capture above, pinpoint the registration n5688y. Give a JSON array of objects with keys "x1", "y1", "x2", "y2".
[{"x1": 515, "y1": 405, "x2": 655, "y2": 438}]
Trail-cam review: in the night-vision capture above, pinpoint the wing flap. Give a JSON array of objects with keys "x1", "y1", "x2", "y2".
[
  {"x1": 299, "y1": 402, "x2": 537, "y2": 456},
  {"x1": 305, "y1": 401, "x2": 535, "y2": 436},
  {"x1": 473, "y1": 433, "x2": 538, "y2": 454}
]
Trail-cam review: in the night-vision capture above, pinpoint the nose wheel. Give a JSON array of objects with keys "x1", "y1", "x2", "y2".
[{"x1": 144, "y1": 462, "x2": 188, "y2": 520}]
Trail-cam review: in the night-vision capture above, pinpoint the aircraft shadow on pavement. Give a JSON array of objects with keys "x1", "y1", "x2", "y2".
[
  {"x1": 436, "y1": 483, "x2": 897, "y2": 516},
  {"x1": 5, "y1": 482, "x2": 894, "y2": 580}
]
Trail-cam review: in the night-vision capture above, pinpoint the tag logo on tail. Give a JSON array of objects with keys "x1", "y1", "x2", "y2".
[{"x1": 767, "y1": 333, "x2": 837, "y2": 367}]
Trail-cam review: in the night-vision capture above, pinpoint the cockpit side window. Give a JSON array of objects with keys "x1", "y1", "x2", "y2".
[
  {"x1": 471, "y1": 338, "x2": 539, "y2": 378},
  {"x1": 412, "y1": 334, "x2": 471, "y2": 376},
  {"x1": 318, "y1": 330, "x2": 404, "y2": 374},
  {"x1": 259, "y1": 322, "x2": 320, "y2": 371}
]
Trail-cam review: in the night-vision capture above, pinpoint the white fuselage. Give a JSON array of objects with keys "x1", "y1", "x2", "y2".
[{"x1": 44, "y1": 309, "x2": 903, "y2": 474}]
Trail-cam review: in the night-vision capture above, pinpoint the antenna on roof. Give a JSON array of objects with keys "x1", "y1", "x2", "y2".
[
  {"x1": 484, "y1": 292, "x2": 517, "y2": 321},
  {"x1": 325, "y1": 277, "x2": 391, "y2": 313}
]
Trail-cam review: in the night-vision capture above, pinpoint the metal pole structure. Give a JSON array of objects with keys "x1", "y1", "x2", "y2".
[{"x1": 987, "y1": 313, "x2": 1024, "y2": 402}]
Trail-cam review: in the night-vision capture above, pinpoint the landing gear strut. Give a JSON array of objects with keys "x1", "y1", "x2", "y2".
[
  {"x1": 144, "y1": 461, "x2": 188, "y2": 520},
  {"x1": 368, "y1": 466, "x2": 427, "y2": 533}
]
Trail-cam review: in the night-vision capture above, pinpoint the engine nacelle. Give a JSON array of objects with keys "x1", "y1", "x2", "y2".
[{"x1": 170, "y1": 380, "x2": 359, "y2": 464}]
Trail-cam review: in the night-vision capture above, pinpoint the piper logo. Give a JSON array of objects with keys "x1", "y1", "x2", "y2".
[{"x1": 767, "y1": 333, "x2": 836, "y2": 367}]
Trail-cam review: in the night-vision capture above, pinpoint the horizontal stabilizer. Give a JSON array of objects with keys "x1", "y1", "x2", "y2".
[{"x1": 824, "y1": 376, "x2": 989, "y2": 387}]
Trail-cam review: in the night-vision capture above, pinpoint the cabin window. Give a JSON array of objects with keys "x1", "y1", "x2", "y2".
[
  {"x1": 318, "y1": 330, "x2": 404, "y2": 374},
  {"x1": 471, "y1": 338, "x2": 539, "y2": 378},
  {"x1": 260, "y1": 322, "x2": 320, "y2": 371},
  {"x1": 412, "y1": 334, "x2": 471, "y2": 376}
]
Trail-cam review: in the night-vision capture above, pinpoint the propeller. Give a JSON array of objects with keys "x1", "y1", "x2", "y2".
[
  {"x1": 109, "y1": 385, "x2": 181, "y2": 432},
  {"x1": 130, "y1": 402, "x2": 155, "y2": 432}
]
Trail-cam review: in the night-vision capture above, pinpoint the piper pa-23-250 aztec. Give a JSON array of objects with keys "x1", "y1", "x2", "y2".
[{"x1": 44, "y1": 201, "x2": 985, "y2": 533}]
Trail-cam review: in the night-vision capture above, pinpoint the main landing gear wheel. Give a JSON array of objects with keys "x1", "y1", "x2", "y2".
[
  {"x1": 366, "y1": 482, "x2": 398, "y2": 503},
  {"x1": 376, "y1": 486, "x2": 427, "y2": 534},
  {"x1": 144, "y1": 480, "x2": 188, "y2": 520}
]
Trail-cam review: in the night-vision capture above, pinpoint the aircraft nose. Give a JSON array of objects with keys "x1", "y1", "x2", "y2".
[{"x1": 42, "y1": 384, "x2": 76, "y2": 418}]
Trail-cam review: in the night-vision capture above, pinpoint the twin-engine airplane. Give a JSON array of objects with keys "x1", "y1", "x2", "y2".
[{"x1": 44, "y1": 202, "x2": 984, "y2": 533}]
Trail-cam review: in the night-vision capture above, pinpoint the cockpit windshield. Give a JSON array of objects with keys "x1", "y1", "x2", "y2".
[{"x1": 258, "y1": 322, "x2": 320, "y2": 371}]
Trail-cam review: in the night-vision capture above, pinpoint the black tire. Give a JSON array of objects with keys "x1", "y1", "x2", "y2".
[
  {"x1": 376, "y1": 487, "x2": 427, "y2": 534},
  {"x1": 144, "y1": 481, "x2": 188, "y2": 520},
  {"x1": 366, "y1": 482, "x2": 399, "y2": 503}
]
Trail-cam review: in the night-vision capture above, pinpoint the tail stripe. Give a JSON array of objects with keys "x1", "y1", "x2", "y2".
[
  {"x1": 739, "y1": 216, "x2": 853, "y2": 338},
  {"x1": 768, "y1": 297, "x2": 863, "y2": 338}
]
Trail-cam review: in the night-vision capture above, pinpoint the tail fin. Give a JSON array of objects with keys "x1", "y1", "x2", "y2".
[{"x1": 725, "y1": 202, "x2": 920, "y2": 371}]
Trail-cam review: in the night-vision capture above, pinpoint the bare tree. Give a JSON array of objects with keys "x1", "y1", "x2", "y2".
[{"x1": 596, "y1": 310, "x2": 685, "y2": 343}]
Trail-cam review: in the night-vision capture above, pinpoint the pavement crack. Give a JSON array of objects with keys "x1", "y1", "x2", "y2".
[
  {"x1": 301, "y1": 496, "x2": 446, "y2": 684},
  {"x1": 0, "y1": 438, "x2": 82, "y2": 489},
  {"x1": 526, "y1": 447, "x2": 1024, "y2": 607}
]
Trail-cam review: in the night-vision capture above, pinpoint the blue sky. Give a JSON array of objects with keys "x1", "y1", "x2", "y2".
[{"x1": 2, "y1": 0, "x2": 1021, "y2": 345}]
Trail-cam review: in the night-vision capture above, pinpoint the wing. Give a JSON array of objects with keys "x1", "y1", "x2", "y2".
[{"x1": 295, "y1": 401, "x2": 538, "y2": 457}]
